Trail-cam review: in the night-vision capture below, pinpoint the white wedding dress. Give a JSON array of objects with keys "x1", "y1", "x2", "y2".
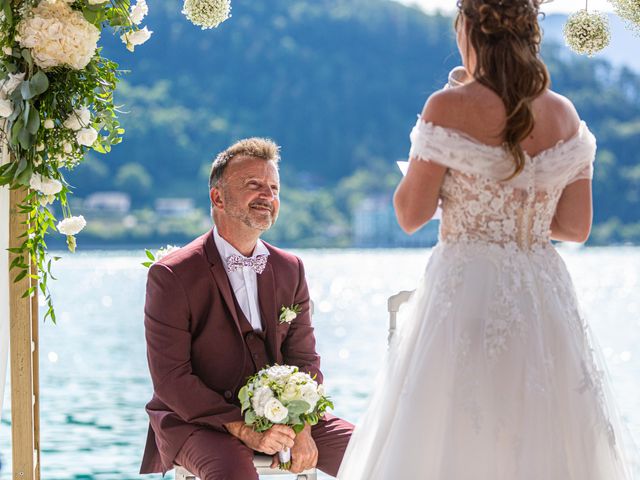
[{"x1": 338, "y1": 117, "x2": 638, "y2": 479}]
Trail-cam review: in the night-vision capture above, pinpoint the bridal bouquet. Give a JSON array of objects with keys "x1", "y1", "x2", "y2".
[{"x1": 238, "y1": 365, "x2": 333, "y2": 470}]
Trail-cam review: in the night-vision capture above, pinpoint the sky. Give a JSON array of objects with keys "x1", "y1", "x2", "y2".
[{"x1": 393, "y1": 0, "x2": 615, "y2": 14}]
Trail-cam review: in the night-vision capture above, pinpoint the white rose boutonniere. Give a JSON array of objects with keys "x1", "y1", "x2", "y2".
[{"x1": 279, "y1": 304, "x2": 301, "y2": 325}]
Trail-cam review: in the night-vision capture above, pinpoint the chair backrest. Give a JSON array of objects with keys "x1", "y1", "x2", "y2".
[{"x1": 387, "y1": 290, "x2": 414, "y2": 345}]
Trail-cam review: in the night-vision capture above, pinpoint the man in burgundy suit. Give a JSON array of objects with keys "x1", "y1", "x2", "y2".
[{"x1": 140, "y1": 138, "x2": 353, "y2": 479}]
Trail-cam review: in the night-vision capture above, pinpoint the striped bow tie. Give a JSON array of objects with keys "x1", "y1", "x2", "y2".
[{"x1": 226, "y1": 254, "x2": 268, "y2": 274}]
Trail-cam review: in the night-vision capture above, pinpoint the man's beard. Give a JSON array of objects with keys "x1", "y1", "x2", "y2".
[{"x1": 225, "y1": 196, "x2": 277, "y2": 232}]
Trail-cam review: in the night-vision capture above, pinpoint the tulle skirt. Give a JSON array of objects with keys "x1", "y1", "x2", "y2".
[{"x1": 338, "y1": 241, "x2": 637, "y2": 480}]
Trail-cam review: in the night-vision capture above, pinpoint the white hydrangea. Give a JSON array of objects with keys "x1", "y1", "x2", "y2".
[
  {"x1": 263, "y1": 398, "x2": 288, "y2": 423},
  {"x1": 251, "y1": 386, "x2": 274, "y2": 417},
  {"x1": 130, "y1": 0, "x2": 148, "y2": 25},
  {"x1": 76, "y1": 126, "x2": 98, "y2": 146},
  {"x1": 16, "y1": 1, "x2": 100, "y2": 70},
  {"x1": 563, "y1": 9, "x2": 611, "y2": 57},
  {"x1": 57, "y1": 215, "x2": 86, "y2": 235},
  {"x1": 29, "y1": 173, "x2": 63, "y2": 195},
  {"x1": 182, "y1": 0, "x2": 231, "y2": 30},
  {"x1": 120, "y1": 26, "x2": 152, "y2": 52}
]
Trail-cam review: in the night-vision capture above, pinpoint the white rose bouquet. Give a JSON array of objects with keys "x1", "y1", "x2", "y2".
[{"x1": 239, "y1": 365, "x2": 333, "y2": 470}]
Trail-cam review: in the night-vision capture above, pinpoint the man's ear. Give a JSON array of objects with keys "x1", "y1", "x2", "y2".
[{"x1": 210, "y1": 187, "x2": 224, "y2": 210}]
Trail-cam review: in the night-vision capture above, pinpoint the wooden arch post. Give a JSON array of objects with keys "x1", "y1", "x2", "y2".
[
  {"x1": 6, "y1": 1, "x2": 41, "y2": 476},
  {"x1": 8, "y1": 185, "x2": 40, "y2": 480}
]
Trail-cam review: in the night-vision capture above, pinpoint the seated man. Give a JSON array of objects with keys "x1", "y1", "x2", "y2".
[{"x1": 139, "y1": 138, "x2": 353, "y2": 479}]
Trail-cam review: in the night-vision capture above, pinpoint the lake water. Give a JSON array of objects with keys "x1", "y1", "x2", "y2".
[{"x1": 1, "y1": 247, "x2": 640, "y2": 479}]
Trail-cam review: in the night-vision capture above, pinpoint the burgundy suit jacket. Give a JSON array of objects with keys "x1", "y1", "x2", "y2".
[{"x1": 140, "y1": 229, "x2": 323, "y2": 474}]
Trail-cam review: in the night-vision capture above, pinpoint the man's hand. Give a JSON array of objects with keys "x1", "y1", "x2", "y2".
[
  {"x1": 271, "y1": 425, "x2": 318, "y2": 473},
  {"x1": 225, "y1": 421, "x2": 295, "y2": 455}
]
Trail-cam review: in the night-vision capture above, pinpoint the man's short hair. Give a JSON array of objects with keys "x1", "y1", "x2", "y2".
[{"x1": 209, "y1": 137, "x2": 281, "y2": 190}]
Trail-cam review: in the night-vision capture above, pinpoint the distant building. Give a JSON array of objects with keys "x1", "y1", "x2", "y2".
[
  {"x1": 84, "y1": 192, "x2": 131, "y2": 214},
  {"x1": 155, "y1": 198, "x2": 196, "y2": 217},
  {"x1": 353, "y1": 195, "x2": 439, "y2": 248}
]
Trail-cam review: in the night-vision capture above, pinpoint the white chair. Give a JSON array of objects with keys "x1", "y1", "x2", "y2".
[
  {"x1": 387, "y1": 290, "x2": 414, "y2": 344},
  {"x1": 174, "y1": 456, "x2": 318, "y2": 479}
]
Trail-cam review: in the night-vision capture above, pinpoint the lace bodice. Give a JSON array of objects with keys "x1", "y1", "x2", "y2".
[{"x1": 409, "y1": 118, "x2": 597, "y2": 249}]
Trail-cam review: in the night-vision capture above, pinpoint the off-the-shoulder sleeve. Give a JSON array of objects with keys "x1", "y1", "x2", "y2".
[
  {"x1": 408, "y1": 117, "x2": 512, "y2": 178},
  {"x1": 542, "y1": 122, "x2": 597, "y2": 187},
  {"x1": 566, "y1": 128, "x2": 596, "y2": 184}
]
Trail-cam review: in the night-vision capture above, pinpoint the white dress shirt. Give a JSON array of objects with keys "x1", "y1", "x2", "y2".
[{"x1": 213, "y1": 227, "x2": 270, "y2": 331}]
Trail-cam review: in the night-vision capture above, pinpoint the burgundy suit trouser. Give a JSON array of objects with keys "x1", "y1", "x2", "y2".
[{"x1": 174, "y1": 414, "x2": 354, "y2": 480}]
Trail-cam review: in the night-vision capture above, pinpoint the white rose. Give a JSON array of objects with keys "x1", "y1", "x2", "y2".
[
  {"x1": 62, "y1": 142, "x2": 73, "y2": 154},
  {"x1": 29, "y1": 174, "x2": 62, "y2": 195},
  {"x1": 76, "y1": 126, "x2": 98, "y2": 147},
  {"x1": 44, "y1": 118, "x2": 55, "y2": 129},
  {"x1": 0, "y1": 98, "x2": 13, "y2": 117},
  {"x1": 39, "y1": 194, "x2": 56, "y2": 206},
  {"x1": 63, "y1": 107, "x2": 90, "y2": 130},
  {"x1": 299, "y1": 383, "x2": 320, "y2": 413},
  {"x1": 87, "y1": 0, "x2": 108, "y2": 3},
  {"x1": 263, "y1": 398, "x2": 288, "y2": 423},
  {"x1": 317, "y1": 384, "x2": 325, "y2": 397},
  {"x1": 280, "y1": 382, "x2": 300, "y2": 403},
  {"x1": 36, "y1": 143, "x2": 45, "y2": 151},
  {"x1": 130, "y1": 0, "x2": 148, "y2": 25},
  {"x1": 283, "y1": 310, "x2": 297, "y2": 323},
  {"x1": 121, "y1": 26, "x2": 152, "y2": 52},
  {"x1": 57, "y1": 215, "x2": 86, "y2": 235},
  {"x1": 2, "y1": 46, "x2": 12, "y2": 56},
  {"x1": 1, "y1": 72, "x2": 25, "y2": 98},
  {"x1": 251, "y1": 386, "x2": 274, "y2": 417}
]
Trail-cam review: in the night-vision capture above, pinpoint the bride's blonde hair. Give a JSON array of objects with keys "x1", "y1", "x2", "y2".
[{"x1": 456, "y1": 0, "x2": 550, "y2": 179}]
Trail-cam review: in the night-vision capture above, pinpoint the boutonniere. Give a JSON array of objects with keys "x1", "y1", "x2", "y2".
[{"x1": 279, "y1": 304, "x2": 301, "y2": 324}]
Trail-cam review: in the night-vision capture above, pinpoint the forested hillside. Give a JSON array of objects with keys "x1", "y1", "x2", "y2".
[{"x1": 65, "y1": 0, "x2": 640, "y2": 246}]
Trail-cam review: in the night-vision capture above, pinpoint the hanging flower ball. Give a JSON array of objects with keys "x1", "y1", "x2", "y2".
[
  {"x1": 610, "y1": 0, "x2": 640, "y2": 36},
  {"x1": 182, "y1": 0, "x2": 231, "y2": 30},
  {"x1": 563, "y1": 9, "x2": 611, "y2": 57}
]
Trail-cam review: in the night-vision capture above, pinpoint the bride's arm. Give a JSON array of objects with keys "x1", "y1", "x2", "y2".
[
  {"x1": 394, "y1": 93, "x2": 449, "y2": 234},
  {"x1": 550, "y1": 179, "x2": 593, "y2": 243}
]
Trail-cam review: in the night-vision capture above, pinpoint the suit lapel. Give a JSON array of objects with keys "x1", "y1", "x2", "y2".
[
  {"x1": 204, "y1": 230, "x2": 243, "y2": 335},
  {"x1": 257, "y1": 260, "x2": 279, "y2": 362}
]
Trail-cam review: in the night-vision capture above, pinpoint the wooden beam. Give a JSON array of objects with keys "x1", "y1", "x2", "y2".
[{"x1": 9, "y1": 186, "x2": 38, "y2": 480}]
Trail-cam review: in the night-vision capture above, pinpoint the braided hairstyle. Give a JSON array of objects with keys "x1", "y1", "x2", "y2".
[{"x1": 456, "y1": 0, "x2": 550, "y2": 179}]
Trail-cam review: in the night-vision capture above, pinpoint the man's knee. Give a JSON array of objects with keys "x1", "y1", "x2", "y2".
[{"x1": 197, "y1": 455, "x2": 258, "y2": 480}]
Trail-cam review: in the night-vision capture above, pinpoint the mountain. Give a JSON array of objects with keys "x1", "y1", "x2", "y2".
[{"x1": 64, "y1": 0, "x2": 640, "y2": 246}]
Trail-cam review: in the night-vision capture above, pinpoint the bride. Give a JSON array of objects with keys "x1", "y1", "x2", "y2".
[{"x1": 338, "y1": 0, "x2": 636, "y2": 479}]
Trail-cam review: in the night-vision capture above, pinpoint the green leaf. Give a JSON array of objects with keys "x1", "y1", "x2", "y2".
[
  {"x1": 13, "y1": 269, "x2": 27, "y2": 283},
  {"x1": 244, "y1": 409, "x2": 257, "y2": 425},
  {"x1": 285, "y1": 400, "x2": 311, "y2": 417},
  {"x1": 15, "y1": 161, "x2": 33, "y2": 187},
  {"x1": 26, "y1": 104, "x2": 39, "y2": 134},
  {"x1": 29, "y1": 71, "x2": 49, "y2": 96},
  {"x1": 20, "y1": 80, "x2": 33, "y2": 100},
  {"x1": 141, "y1": 261, "x2": 153, "y2": 268},
  {"x1": 3, "y1": 0, "x2": 12, "y2": 26}
]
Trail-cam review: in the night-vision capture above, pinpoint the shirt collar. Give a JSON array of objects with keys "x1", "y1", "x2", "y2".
[{"x1": 213, "y1": 226, "x2": 269, "y2": 268}]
